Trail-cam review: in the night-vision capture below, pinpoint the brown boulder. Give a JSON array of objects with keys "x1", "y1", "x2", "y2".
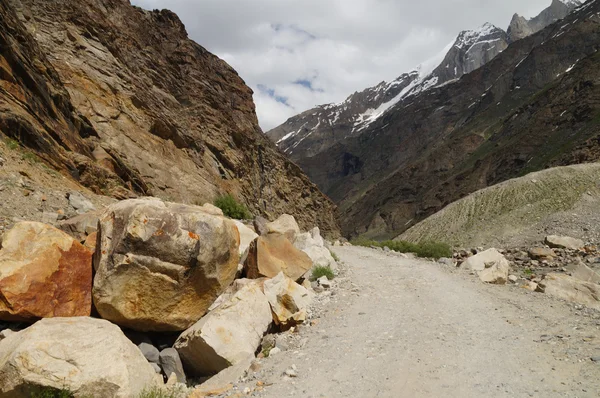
[
  {"x1": 244, "y1": 234, "x2": 313, "y2": 281},
  {"x1": 93, "y1": 198, "x2": 240, "y2": 332},
  {"x1": 0, "y1": 222, "x2": 92, "y2": 321},
  {"x1": 528, "y1": 247, "x2": 555, "y2": 260}
]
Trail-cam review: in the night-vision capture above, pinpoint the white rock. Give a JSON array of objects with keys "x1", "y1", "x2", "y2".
[
  {"x1": 478, "y1": 258, "x2": 510, "y2": 285},
  {"x1": 264, "y1": 272, "x2": 313, "y2": 328},
  {"x1": 266, "y1": 214, "x2": 300, "y2": 242},
  {"x1": 233, "y1": 220, "x2": 258, "y2": 260},
  {"x1": 545, "y1": 235, "x2": 584, "y2": 250},
  {"x1": 317, "y1": 276, "x2": 332, "y2": 289},
  {"x1": 463, "y1": 248, "x2": 506, "y2": 272},
  {"x1": 175, "y1": 280, "x2": 272, "y2": 376},
  {"x1": 0, "y1": 317, "x2": 157, "y2": 397},
  {"x1": 542, "y1": 273, "x2": 600, "y2": 310},
  {"x1": 269, "y1": 347, "x2": 282, "y2": 356}
]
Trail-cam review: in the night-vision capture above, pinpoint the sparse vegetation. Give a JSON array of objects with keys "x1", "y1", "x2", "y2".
[
  {"x1": 22, "y1": 151, "x2": 39, "y2": 163},
  {"x1": 5, "y1": 138, "x2": 19, "y2": 150},
  {"x1": 213, "y1": 194, "x2": 251, "y2": 220},
  {"x1": 523, "y1": 268, "x2": 534, "y2": 276},
  {"x1": 29, "y1": 386, "x2": 74, "y2": 398},
  {"x1": 137, "y1": 386, "x2": 184, "y2": 398},
  {"x1": 329, "y1": 249, "x2": 340, "y2": 262},
  {"x1": 352, "y1": 238, "x2": 452, "y2": 260},
  {"x1": 310, "y1": 265, "x2": 335, "y2": 281}
]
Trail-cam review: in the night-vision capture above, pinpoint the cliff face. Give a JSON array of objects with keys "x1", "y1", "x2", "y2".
[
  {"x1": 0, "y1": 0, "x2": 340, "y2": 236},
  {"x1": 508, "y1": 0, "x2": 581, "y2": 42}
]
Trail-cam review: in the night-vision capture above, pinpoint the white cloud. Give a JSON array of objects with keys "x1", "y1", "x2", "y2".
[{"x1": 131, "y1": 0, "x2": 561, "y2": 131}]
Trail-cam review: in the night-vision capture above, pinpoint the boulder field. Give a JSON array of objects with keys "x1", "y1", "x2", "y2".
[{"x1": 0, "y1": 197, "x2": 338, "y2": 397}]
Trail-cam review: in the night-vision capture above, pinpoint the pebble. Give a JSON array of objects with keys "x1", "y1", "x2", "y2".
[{"x1": 284, "y1": 365, "x2": 298, "y2": 377}]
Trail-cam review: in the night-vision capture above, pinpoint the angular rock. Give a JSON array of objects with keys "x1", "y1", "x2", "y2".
[
  {"x1": 68, "y1": 192, "x2": 96, "y2": 214},
  {"x1": 0, "y1": 317, "x2": 157, "y2": 397},
  {"x1": 478, "y1": 258, "x2": 510, "y2": 285},
  {"x1": 542, "y1": 273, "x2": 600, "y2": 310},
  {"x1": 159, "y1": 348, "x2": 187, "y2": 385},
  {"x1": 244, "y1": 234, "x2": 312, "y2": 281},
  {"x1": 139, "y1": 342, "x2": 160, "y2": 363},
  {"x1": 233, "y1": 220, "x2": 258, "y2": 260},
  {"x1": 253, "y1": 216, "x2": 269, "y2": 236},
  {"x1": 566, "y1": 261, "x2": 600, "y2": 284},
  {"x1": 93, "y1": 198, "x2": 240, "y2": 332},
  {"x1": 266, "y1": 214, "x2": 300, "y2": 242},
  {"x1": 0, "y1": 222, "x2": 92, "y2": 321},
  {"x1": 528, "y1": 247, "x2": 555, "y2": 260},
  {"x1": 263, "y1": 272, "x2": 313, "y2": 329},
  {"x1": 58, "y1": 210, "x2": 101, "y2": 242},
  {"x1": 83, "y1": 231, "x2": 98, "y2": 252},
  {"x1": 545, "y1": 235, "x2": 585, "y2": 250},
  {"x1": 462, "y1": 248, "x2": 506, "y2": 272},
  {"x1": 175, "y1": 280, "x2": 272, "y2": 376},
  {"x1": 200, "y1": 203, "x2": 224, "y2": 217},
  {"x1": 317, "y1": 276, "x2": 332, "y2": 289},
  {"x1": 294, "y1": 229, "x2": 337, "y2": 270}
]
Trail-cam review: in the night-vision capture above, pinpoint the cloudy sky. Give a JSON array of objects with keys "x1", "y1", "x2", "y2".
[{"x1": 131, "y1": 0, "x2": 558, "y2": 131}]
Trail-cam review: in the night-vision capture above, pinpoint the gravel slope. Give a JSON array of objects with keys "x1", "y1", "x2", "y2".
[{"x1": 249, "y1": 246, "x2": 600, "y2": 397}]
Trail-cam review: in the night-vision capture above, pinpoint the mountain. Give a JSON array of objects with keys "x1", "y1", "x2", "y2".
[
  {"x1": 267, "y1": 1, "x2": 582, "y2": 165},
  {"x1": 271, "y1": 0, "x2": 600, "y2": 239},
  {"x1": 267, "y1": 23, "x2": 509, "y2": 161},
  {"x1": 0, "y1": 0, "x2": 340, "y2": 236},
  {"x1": 507, "y1": 0, "x2": 582, "y2": 42}
]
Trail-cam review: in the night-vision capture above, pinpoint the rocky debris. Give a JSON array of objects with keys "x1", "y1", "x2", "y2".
[
  {"x1": 0, "y1": 222, "x2": 92, "y2": 321},
  {"x1": 462, "y1": 249, "x2": 507, "y2": 272},
  {"x1": 233, "y1": 220, "x2": 258, "y2": 260},
  {"x1": 175, "y1": 280, "x2": 272, "y2": 376},
  {"x1": 266, "y1": 214, "x2": 301, "y2": 242},
  {"x1": 0, "y1": 317, "x2": 157, "y2": 397},
  {"x1": 263, "y1": 272, "x2": 313, "y2": 329},
  {"x1": 58, "y1": 210, "x2": 102, "y2": 242},
  {"x1": 244, "y1": 234, "x2": 313, "y2": 281},
  {"x1": 541, "y1": 273, "x2": 600, "y2": 310},
  {"x1": 160, "y1": 348, "x2": 187, "y2": 385},
  {"x1": 545, "y1": 235, "x2": 585, "y2": 250},
  {"x1": 93, "y1": 198, "x2": 240, "y2": 332},
  {"x1": 67, "y1": 192, "x2": 96, "y2": 214},
  {"x1": 528, "y1": 247, "x2": 556, "y2": 260}
]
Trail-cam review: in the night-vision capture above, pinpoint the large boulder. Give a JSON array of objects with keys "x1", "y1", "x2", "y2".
[
  {"x1": 244, "y1": 234, "x2": 312, "y2": 281},
  {"x1": 266, "y1": 214, "x2": 300, "y2": 242},
  {"x1": 0, "y1": 317, "x2": 157, "y2": 397},
  {"x1": 174, "y1": 280, "x2": 272, "y2": 377},
  {"x1": 545, "y1": 235, "x2": 585, "y2": 250},
  {"x1": 93, "y1": 198, "x2": 240, "y2": 332},
  {"x1": 462, "y1": 249, "x2": 506, "y2": 272},
  {"x1": 541, "y1": 273, "x2": 600, "y2": 310},
  {"x1": 294, "y1": 228, "x2": 337, "y2": 270},
  {"x1": 0, "y1": 222, "x2": 92, "y2": 321},
  {"x1": 263, "y1": 272, "x2": 313, "y2": 329}
]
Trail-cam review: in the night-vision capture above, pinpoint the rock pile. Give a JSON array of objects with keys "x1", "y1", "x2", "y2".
[
  {"x1": 0, "y1": 198, "x2": 339, "y2": 397},
  {"x1": 452, "y1": 235, "x2": 600, "y2": 310}
]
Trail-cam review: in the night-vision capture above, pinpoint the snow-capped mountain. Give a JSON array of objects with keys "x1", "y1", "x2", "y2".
[
  {"x1": 267, "y1": 23, "x2": 509, "y2": 159},
  {"x1": 267, "y1": 0, "x2": 582, "y2": 162},
  {"x1": 507, "y1": 0, "x2": 582, "y2": 42}
]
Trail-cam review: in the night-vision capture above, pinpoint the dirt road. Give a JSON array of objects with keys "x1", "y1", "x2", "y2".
[{"x1": 250, "y1": 246, "x2": 600, "y2": 397}]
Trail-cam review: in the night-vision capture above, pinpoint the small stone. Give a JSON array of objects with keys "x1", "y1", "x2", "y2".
[
  {"x1": 284, "y1": 366, "x2": 298, "y2": 377},
  {"x1": 317, "y1": 276, "x2": 331, "y2": 289},
  {"x1": 269, "y1": 347, "x2": 281, "y2": 356},
  {"x1": 508, "y1": 275, "x2": 518, "y2": 283},
  {"x1": 591, "y1": 356, "x2": 600, "y2": 362}
]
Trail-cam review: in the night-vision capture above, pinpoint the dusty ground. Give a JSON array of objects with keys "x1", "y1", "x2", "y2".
[{"x1": 236, "y1": 246, "x2": 600, "y2": 398}]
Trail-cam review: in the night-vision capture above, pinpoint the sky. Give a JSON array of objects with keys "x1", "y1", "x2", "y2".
[{"x1": 131, "y1": 0, "x2": 559, "y2": 131}]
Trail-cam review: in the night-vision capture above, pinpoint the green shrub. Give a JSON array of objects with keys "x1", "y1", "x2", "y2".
[
  {"x1": 310, "y1": 265, "x2": 335, "y2": 281},
  {"x1": 137, "y1": 386, "x2": 183, "y2": 398},
  {"x1": 29, "y1": 386, "x2": 74, "y2": 398},
  {"x1": 213, "y1": 194, "x2": 251, "y2": 219},
  {"x1": 22, "y1": 151, "x2": 39, "y2": 163},
  {"x1": 351, "y1": 238, "x2": 452, "y2": 260}
]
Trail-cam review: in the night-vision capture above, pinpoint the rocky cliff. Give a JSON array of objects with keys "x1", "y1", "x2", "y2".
[
  {"x1": 508, "y1": 0, "x2": 582, "y2": 42},
  {"x1": 0, "y1": 0, "x2": 339, "y2": 236},
  {"x1": 288, "y1": 0, "x2": 600, "y2": 238}
]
